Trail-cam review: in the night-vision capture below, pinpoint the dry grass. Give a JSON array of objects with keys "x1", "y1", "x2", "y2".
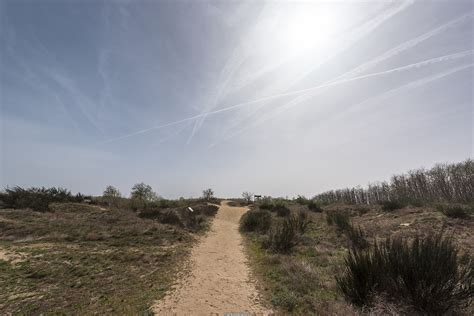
[
  {"x1": 243, "y1": 203, "x2": 474, "y2": 315},
  {"x1": 0, "y1": 202, "x2": 214, "y2": 314}
]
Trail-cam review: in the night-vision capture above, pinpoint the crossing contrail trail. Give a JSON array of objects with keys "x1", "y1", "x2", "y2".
[
  {"x1": 185, "y1": 1, "x2": 416, "y2": 143},
  {"x1": 101, "y1": 50, "x2": 474, "y2": 144},
  {"x1": 209, "y1": 62, "x2": 474, "y2": 148}
]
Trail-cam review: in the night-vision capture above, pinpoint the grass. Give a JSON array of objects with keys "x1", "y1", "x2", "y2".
[
  {"x1": 242, "y1": 202, "x2": 474, "y2": 315},
  {"x1": 242, "y1": 206, "x2": 353, "y2": 314},
  {"x1": 0, "y1": 201, "x2": 217, "y2": 314}
]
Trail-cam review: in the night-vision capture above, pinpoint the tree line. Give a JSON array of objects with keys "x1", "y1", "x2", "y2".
[{"x1": 314, "y1": 159, "x2": 473, "y2": 205}]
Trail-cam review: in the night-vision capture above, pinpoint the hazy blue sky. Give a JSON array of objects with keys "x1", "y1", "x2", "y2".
[{"x1": 1, "y1": 0, "x2": 473, "y2": 198}]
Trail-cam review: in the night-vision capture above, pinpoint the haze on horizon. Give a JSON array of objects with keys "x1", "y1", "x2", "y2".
[{"x1": 1, "y1": 0, "x2": 473, "y2": 198}]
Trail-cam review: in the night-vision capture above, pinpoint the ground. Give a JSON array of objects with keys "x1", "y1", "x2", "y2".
[
  {"x1": 1, "y1": 201, "x2": 472, "y2": 315},
  {"x1": 242, "y1": 203, "x2": 474, "y2": 315},
  {"x1": 153, "y1": 201, "x2": 270, "y2": 315},
  {"x1": 0, "y1": 203, "x2": 197, "y2": 314}
]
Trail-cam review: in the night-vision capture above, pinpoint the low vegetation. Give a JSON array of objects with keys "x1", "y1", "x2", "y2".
[
  {"x1": 239, "y1": 209, "x2": 272, "y2": 233},
  {"x1": 243, "y1": 194, "x2": 474, "y2": 314},
  {"x1": 263, "y1": 216, "x2": 299, "y2": 253},
  {"x1": 0, "y1": 186, "x2": 88, "y2": 212},
  {"x1": 438, "y1": 205, "x2": 473, "y2": 219},
  {"x1": 337, "y1": 232, "x2": 474, "y2": 314},
  {"x1": 381, "y1": 200, "x2": 405, "y2": 211},
  {"x1": 0, "y1": 185, "x2": 219, "y2": 314}
]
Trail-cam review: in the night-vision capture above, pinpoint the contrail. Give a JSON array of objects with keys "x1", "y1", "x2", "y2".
[
  {"x1": 186, "y1": 48, "x2": 246, "y2": 144},
  {"x1": 188, "y1": 0, "x2": 417, "y2": 141},
  {"x1": 277, "y1": 11, "x2": 474, "y2": 120},
  {"x1": 337, "y1": 11, "x2": 474, "y2": 81},
  {"x1": 210, "y1": 63, "x2": 474, "y2": 148},
  {"x1": 101, "y1": 50, "x2": 473, "y2": 144}
]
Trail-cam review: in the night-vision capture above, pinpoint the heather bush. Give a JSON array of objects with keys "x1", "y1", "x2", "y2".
[
  {"x1": 274, "y1": 202, "x2": 290, "y2": 217},
  {"x1": 0, "y1": 186, "x2": 87, "y2": 212},
  {"x1": 326, "y1": 210, "x2": 350, "y2": 231},
  {"x1": 239, "y1": 210, "x2": 272, "y2": 233},
  {"x1": 337, "y1": 232, "x2": 474, "y2": 314},
  {"x1": 438, "y1": 205, "x2": 472, "y2": 219},
  {"x1": 307, "y1": 200, "x2": 323, "y2": 212},
  {"x1": 381, "y1": 200, "x2": 405, "y2": 211},
  {"x1": 264, "y1": 218, "x2": 299, "y2": 253}
]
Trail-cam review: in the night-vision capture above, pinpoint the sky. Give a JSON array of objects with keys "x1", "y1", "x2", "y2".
[{"x1": 0, "y1": 0, "x2": 473, "y2": 199}]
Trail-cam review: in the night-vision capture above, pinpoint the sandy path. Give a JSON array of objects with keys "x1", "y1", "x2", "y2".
[{"x1": 153, "y1": 201, "x2": 271, "y2": 315}]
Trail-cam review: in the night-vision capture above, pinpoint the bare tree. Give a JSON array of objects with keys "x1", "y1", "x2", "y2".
[
  {"x1": 242, "y1": 191, "x2": 254, "y2": 204},
  {"x1": 314, "y1": 159, "x2": 473, "y2": 205},
  {"x1": 202, "y1": 188, "x2": 214, "y2": 201}
]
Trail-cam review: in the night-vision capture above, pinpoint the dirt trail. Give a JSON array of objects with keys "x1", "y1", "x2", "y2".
[{"x1": 153, "y1": 201, "x2": 271, "y2": 315}]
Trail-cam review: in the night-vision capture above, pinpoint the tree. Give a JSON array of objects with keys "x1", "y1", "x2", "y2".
[
  {"x1": 130, "y1": 183, "x2": 158, "y2": 202},
  {"x1": 202, "y1": 188, "x2": 214, "y2": 201},
  {"x1": 242, "y1": 192, "x2": 254, "y2": 204},
  {"x1": 103, "y1": 185, "x2": 121, "y2": 206}
]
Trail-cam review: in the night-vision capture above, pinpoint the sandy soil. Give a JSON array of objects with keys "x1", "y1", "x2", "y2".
[{"x1": 153, "y1": 201, "x2": 271, "y2": 315}]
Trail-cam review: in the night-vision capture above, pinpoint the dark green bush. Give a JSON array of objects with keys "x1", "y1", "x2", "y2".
[
  {"x1": 239, "y1": 210, "x2": 272, "y2": 233},
  {"x1": 307, "y1": 200, "x2": 323, "y2": 212},
  {"x1": 274, "y1": 203, "x2": 290, "y2": 217},
  {"x1": 326, "y1": 211, "x2": 350, "y2": 231},
  {"x1": 264, "y1": 217, "x2": 299, "y2": 253},
  {"x1": 346, "y1": 225, "x2": 369, "y2": 250},
  {"x1": 295, "y1": 211, "x2": 310, "y2": 234},
  {"x1": 439, "y1": 205, "x2": 472, "y2": 219},
  {"x1": 159, "y1": 210, "x2": 182, "y2": 226},
  {"x1": 381, "y1": 200, "x2": 404, "y2": 211},
  {"x1": 295, "y1": 195, "x2": 309, "y2": 205},
  {"x1": 259, "y1": 202, "x2": 274, "y2": 210},
  {"x1": 337, "y1": 232, "x2": 474, "y2": 314},
  {"x1": 0, "y1": 186, "x2": 87, "y2": 212}
]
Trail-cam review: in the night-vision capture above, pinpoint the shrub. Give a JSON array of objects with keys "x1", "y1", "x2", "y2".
[
  {"x1": 159, "y1": 210, "x2": 182, "y2": 226},
  {"x1": 346, "y1": 225, "x2": 369, "y2": 250},
  {"x1": 439, "y1": 205, "x2": 472, "y2": 219},
  {"x1": 381, "y1": 200, "x2": 404, "y2": 211},
  {"x1": 295, "y1": 211, "x2": 310, "y2": 234},
  {"x1": 259, "y1": 202, "x2": 274, "y2": 210},
  {"x1": 295, "y1": 195, "x2": 309, "y2": 205},
  {"x1": 274, "y1": 203, "x2": 290, "y2": 217},
  {"x1": 326, "y1": 211, "x2": 350, "y2": 231},
  {"x1": 307, "y1": 200, "x2": 323, "y2": 212},
  {"x1": 337, "y1": 232, "x2": 474, "y2": 314},
  {"x1": 0, "y1": 186, "x2": 86, "y2": 212},
  {"x1": 264, "y1": 217, "x2": 299, "y2": 253},
  {"x1": 355, "y1": 206, "x2": 369, "y2": 216},
  {"x1": 239, "y1": 210, "x2": 272, "y2": 233}
]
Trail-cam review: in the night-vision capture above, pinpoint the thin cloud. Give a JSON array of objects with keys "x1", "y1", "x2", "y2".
[
  {"x1": 210, "y1": 63, "x2": 474, "y2": 148},
  {"x1": 102, "y1": 50, "x2": 473, "y2": 144}
]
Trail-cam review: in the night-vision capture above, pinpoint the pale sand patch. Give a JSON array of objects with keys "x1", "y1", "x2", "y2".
[{"x1": 153, "y1": 201, "x2": 271, "y2": 315}]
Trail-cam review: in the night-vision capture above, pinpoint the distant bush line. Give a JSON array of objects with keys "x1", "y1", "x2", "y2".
[
  {"x1": 0, "y1": 186, "x2": 88, "y2": 212},
  {"x1": 314, "y1": 159, "x2": 473, "y2": 205}
]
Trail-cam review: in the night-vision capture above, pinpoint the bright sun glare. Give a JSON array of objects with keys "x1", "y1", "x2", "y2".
[{"x1": 279, "y1": 7, "x2": 344, "y2": 57}]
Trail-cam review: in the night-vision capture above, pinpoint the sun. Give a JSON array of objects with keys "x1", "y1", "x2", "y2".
[
  {"x1": 278, "y1": 6, "x2": 345, "y2": 57},
  {"x1": 255, "y1": 4, "x2": 349, "y2": 62}
]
